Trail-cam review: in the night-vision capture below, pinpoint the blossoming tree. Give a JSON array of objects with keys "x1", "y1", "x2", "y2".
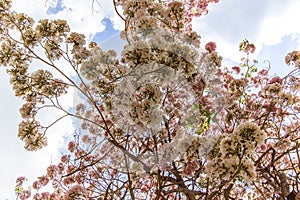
[{"x1": 1, "y1": 0, "x2": 300, "y2": 199}]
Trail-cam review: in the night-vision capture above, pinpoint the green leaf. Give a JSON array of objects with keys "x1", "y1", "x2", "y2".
[{"x1": 195, "y1": 128, "x2": 204, "y2": 135}]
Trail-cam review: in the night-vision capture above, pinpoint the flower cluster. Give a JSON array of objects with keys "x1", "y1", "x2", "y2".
[
  {"x1": 31, "y1": 69, "x2": 68, "y2": 97},
  {"x1": 67, "y1": 32, "x2": 91, "y2": 63},
  {"x1": 239, "y1": 38, "x2": 256, "y2": 54},
  {"x1": 0, "y1": 1, "x2": 73, "y2": 150},
  {"x1": 285, "y1": 50, "x2": 300, "y2": 67},
  {"x1": 205, "y1": 122, "x2": 265, "y2": 183},
  {"x1": 18, "y1": 120, "x2": 47, "y2": 151},
  {"x1": 128, "y1": 83, "x2": 163, "y2": 126},
  {"x1": 15, "y1": 177, "x2": 31, "y2": 200}
]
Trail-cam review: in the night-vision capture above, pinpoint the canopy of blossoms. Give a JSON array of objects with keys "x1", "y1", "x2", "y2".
[{"x1": 1, "y1": 0, "x2": 300, "y2": 199}]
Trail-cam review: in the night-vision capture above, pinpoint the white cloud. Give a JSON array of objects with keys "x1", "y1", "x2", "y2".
[
  {"x1": 193, "y1": 0, "x2": 300, "y2": 62},
  {"x1": 11, "y1": 0, "x2": 49, "y2": 20},
  {"x1": 11, "y1": 0, "x2": 123, "y2": 41},
  {"x1": 50, "y1": 0, "x2": 124, "y2": 41},
  {"x1": 259, "y1": 1, "x2": 300, "y2": 46},
  {"x1": 45, "y1": 0, "x2": 58, "y2": 8}
]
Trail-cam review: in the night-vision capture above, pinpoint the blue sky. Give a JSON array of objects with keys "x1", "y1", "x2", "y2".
[
  {"x1": 1, "y1": 0, "x2": 300, "y2": 199},
  {"x1": 46, "y1": 0, "x2": 66, "y2": 14},
  {"x1": 93, "y1": 18, "x2": 119, "y2": 44}
]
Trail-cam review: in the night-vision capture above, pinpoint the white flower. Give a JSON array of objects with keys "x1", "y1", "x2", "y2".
[
  {"x1": 233, "y1": 121, "x2": 266, "y2": 146},
  {"x1": 240, "y1": 159, "x2": 256, "y2": 183}
]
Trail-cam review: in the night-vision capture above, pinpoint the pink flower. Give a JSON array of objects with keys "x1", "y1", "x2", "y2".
[
  {"x1": 141, "y1": 185, "x2": 148, "y2": 191},
  {"x1": 249, "y1": 43, "x2": 256, "y2": 53},
  {"x1": 16, "y1": 176, "x2": 27, "y2": 187},
  {"x1": 40, "y1": 192, "x2": 50, "y2": 199},
  {"x1": 258, "y1": 69, "x2": 268, "y2": 76},
  {"x1": 262, "y1": 102, "x2": 270, "y2": 108},
  {"x1": 205, "y1": 42, "x2": 217, "y2": 53},
  {"x1": 63, "y1": 177, "x2": 74, "y2": 186},
  {"x1": 57, "y1": 162, "x2": 65, "y2": 173},
  {"x1": 260, "y1": 144, "x2": 267, "y2": 151},
  {"x1": 268, "y1": 76, "x2": 282, "y2": 84},
  {"x1": 61, "y1": 154, "x2": 70, "y2": 163},
  {"x1": 47, "y1": 165, "x2": 57, "y2": 178},
  {"x1": 68, "y1": 141, "x2": 77, "y2": 152},
  {"x1": 39, "y1": 175, "x2": 49, "y2": 186},
  {"x1": 232, "y1": 66, "x2": 241, "y2": 74},
  {"x1": 32, "y1": 181, "x2": 41, "y2": 190}
]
